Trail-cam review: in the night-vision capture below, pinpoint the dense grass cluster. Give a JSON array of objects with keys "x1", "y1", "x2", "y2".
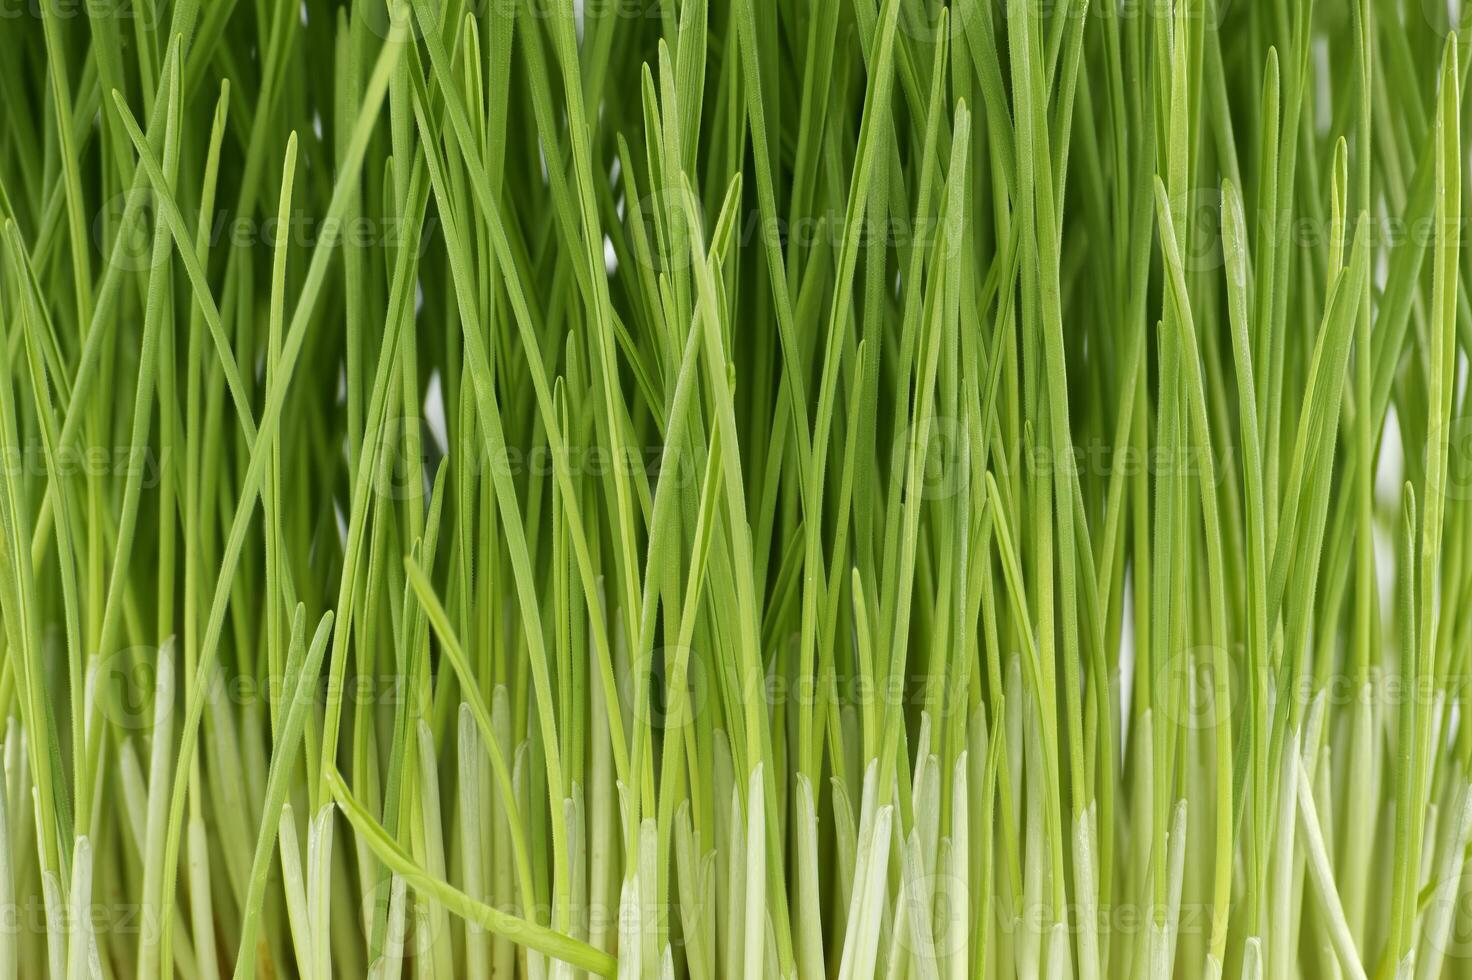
[{"x1": 1, "y1": 0, "x2": 1471, "y2": 976}]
